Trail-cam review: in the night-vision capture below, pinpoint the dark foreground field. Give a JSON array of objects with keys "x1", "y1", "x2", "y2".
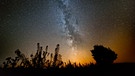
[{"x1": 0, "y1": 63, "x2": 135, "y2": 76}]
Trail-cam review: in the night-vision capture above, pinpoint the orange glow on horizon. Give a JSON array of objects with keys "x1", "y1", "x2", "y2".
[{"x1": 67, "y1": 48, "x2": 95, "y2": 64}]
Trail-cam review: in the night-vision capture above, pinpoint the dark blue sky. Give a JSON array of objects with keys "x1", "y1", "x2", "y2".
[{"x1": 0, "y1": 0, "x2": 135, "y2": 64}]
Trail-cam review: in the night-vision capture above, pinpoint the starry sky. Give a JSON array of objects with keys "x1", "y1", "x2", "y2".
[{"x1": 0, "y1": 0, "x2": 135, "y2": 64}]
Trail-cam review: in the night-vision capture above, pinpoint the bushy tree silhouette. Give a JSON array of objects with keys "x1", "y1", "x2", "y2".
[{"x1": 91, "y1": 45, "x2": 117, "y2": 65}]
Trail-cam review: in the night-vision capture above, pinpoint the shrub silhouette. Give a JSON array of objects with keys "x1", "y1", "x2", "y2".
[{"x1": 91, "y1": 45, "x2": 117, "y2": 65}]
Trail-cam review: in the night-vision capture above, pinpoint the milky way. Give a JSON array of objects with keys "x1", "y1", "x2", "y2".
[{"x1": 55, "y1": 0, "x2": 81, "y2": 51}]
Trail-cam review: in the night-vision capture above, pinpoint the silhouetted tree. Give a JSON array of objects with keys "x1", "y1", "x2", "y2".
[{"x1": 91, "y1": 45, "x2": 117, "y2": 65}]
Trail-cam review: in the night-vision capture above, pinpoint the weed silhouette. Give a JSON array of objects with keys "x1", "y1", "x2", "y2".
[{"x1": 3, "y1": 43, "x2": 65, "y2": 69}]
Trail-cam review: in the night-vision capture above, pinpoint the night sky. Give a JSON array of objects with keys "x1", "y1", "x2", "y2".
[{"x1": 0, "y1": 0, "x2": 135, "y2": 65}]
